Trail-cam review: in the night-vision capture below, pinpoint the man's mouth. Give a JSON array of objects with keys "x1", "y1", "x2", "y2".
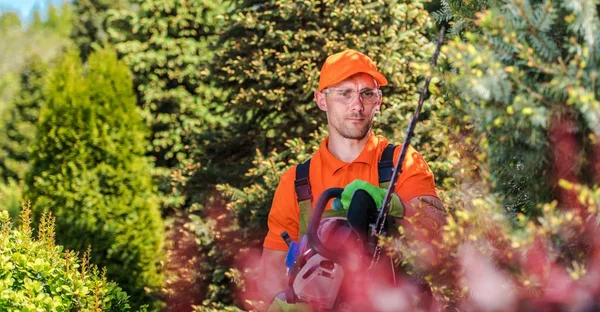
[{"x1": 346, "y1": 115, "x2": 365, "y2": 122}]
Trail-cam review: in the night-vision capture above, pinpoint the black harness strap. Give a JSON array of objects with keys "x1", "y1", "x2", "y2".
[
  {"x1": 378, "y1": 144, "x2": 396, "y2": 185},
  {"x1": 294, "y1": 159, "x2": 312, "y2": 202},
  {"x1": 294, "y1": 144, "x2": 396, "y2": 201}
]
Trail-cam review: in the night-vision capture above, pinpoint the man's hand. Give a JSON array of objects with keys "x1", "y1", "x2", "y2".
[{"x1": 340, "y1": 179, "x2": 404, "y2": 218}]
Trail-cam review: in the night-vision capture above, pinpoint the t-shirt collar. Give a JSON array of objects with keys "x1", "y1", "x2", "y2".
[{"x1": 319, "y1": 132, "x2": 379, "y2": 174}]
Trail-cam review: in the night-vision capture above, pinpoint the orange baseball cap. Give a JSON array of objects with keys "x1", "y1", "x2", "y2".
[{"x1": 317, "y1": 49, "x2": 388, "y2": 92}]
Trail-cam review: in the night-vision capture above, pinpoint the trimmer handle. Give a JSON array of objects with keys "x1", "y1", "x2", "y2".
[{"x1": 306, "y1": 187, "x2": 344, "y2": 264}]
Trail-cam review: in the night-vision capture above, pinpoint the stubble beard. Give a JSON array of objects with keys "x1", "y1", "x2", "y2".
[{"x1": 336, "y1": 115, "x2": 373, "y2": 140}]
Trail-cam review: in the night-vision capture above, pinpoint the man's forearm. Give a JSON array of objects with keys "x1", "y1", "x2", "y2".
[
  {"x1": 401, "y1": 196, "x2": 447, "y2": 238},
  {"x1": 258, "y1": 249, "x2": 289, "y2": 303}
]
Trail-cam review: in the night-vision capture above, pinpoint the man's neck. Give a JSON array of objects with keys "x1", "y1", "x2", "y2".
[{"x1": 327, "y1": 131, "x2": 372, "y2": 163}]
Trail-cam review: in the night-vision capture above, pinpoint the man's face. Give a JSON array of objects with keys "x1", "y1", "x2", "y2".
[{"x1": 315, "y1": 73, "x2": 382, "y2": 140}]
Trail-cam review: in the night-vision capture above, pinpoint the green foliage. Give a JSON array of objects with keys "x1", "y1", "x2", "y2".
[
  {"x1": 381, "y1": 0, "x2": 600, "y2": 306},
  {"x1": 0, "y1": 7, "x2": 72, "y2": 116},
  {"x1": 0, "y1": 207, "x2": 131, "y2": 311},
  {"x1": 32, "y1": 10, "x2": 43, "y2": 29},
  {"x1": 0, "y1": 180, "x2": 22, "y2": 220},
  {"x1": 25, "y1": 48, "x2": 164, "y2": 310},
  {"x1": 443, "y1": 0, "x2": 600, "y2": 214},
  {"x1": 0, "y1": 55, "x2": 47, "y2": 183},
  {"x1": 106, "y1": 0, "x2": 230, "y2": 209},
  {"x1": 218, "y1": 129, "x2": 324, "y2": 245},
  {"x1": 29, "y1": 1, "x2": 73, "y2": 37},
  {"x1": 0, "y1": 12, "x2": 21, "y2": 31},
  {"x1": 71, "y1": 0, "x2": 131, "y2": 62},
  {"x1": 391, "y1": 181, "x2": 600, "y2": 308},
  {"x1": 184, "y1": 199, "x2": 245, "y2": 310},
  {"x1": 431, "y1": 0, "x2": 498, "y2": 37}
]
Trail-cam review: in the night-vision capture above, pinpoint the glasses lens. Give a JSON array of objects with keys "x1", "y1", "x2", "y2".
[
  {"x1": 360, "y1": 89, "x2": 380, "y2": 104},
  {"x1": 329, "y1": 89, "x2": 356, "y2": 103},
  {"x1": 325, "y1": 88, "x2": 380, "y2": 105}
]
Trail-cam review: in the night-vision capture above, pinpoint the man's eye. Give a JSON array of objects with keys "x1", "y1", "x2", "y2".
[
  {"x1": 339, "y1": 90, "x2": 353, "y2": 97},
  {"x1": 362, "y1": 91, "x2": 375, "y2": 97}
]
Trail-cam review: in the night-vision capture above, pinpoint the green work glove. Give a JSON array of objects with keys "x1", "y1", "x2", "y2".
[{"x1": 340, "y1": 179, "x2": 404, "y2": 218}]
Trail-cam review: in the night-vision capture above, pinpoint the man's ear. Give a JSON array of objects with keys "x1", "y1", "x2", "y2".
[{"x1": 314, "y1": 91, "x2": 327, "y2": 111}]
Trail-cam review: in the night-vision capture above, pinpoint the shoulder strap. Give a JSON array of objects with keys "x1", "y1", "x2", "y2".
[
  {"x1": 295, "y1": 159, "x2": 313, "y2": 238},
  {"x1": 378, "y1": 143, "x2": 396, "y2": 188},
  {"x1": 294, "y1": 159, "x2": 312, "y2": 202}
]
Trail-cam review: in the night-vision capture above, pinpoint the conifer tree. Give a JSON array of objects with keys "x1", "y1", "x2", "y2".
[
  {"x1": 0, "y1": 6, "x2": 72, "y2": 111},
  {"x1": 431, "y1": 0, "x2": 495, "y2": 36},
  {"x1": 107, "y1": 0, "x2": 229, "y2": 167},
  {"x1": 71, "y1": 0, "x2": 130, "y2": 62},
  {"x1": 0, "y1": 12, "x2": 21, "y2": 31},
  {"x1": 0, "y1": 55, "x2": 47, "y2": 183},
  {"x1": 443, "y1": 0, "x2": 600, "y2": 214},
  {"x1": 46, "y1": 4, "x2": 60, "y2": 30},
  {"x1": 106, "y1": 0, "x2": 230, "y2": 210},
  {"x1": 0, "y1": 12, "x2": 23, "y2": 109},
  {"x1": 388, "y1": 2, "x2": 600, "y2": 307},
  {"x1": 31, "y1": 10, "x2": 43, "y2": 29},
  {"x1": 25, "y1": 48, "x2": 164, "y2": 310},
  {"x1": 45, "y1": 2, "x2": 73, "y2": 37}
]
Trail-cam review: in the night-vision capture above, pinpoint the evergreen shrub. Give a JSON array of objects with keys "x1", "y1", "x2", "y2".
[
  {"x1": 25, "y1": 47, "x2": 164, "y2": 310},
  {"x1": 0, "y1": 207, "x2": 131, "y2": 311}
]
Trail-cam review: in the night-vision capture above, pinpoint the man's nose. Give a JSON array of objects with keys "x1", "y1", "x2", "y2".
[{"x1": 348, "y1": 93, "x2": 364, "y2": 112}]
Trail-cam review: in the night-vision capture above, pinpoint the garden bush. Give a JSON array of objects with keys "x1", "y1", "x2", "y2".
[{"x1": 0, "y1": 207, "x2": 131, "y2": 311}]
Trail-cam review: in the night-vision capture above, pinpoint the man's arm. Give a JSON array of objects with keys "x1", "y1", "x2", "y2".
[
  {"x1": 393, "y1": 195, "x2": 446, "y2": 268},
  {"x1": 393, "y1": 195, "x2": 446, "y2": 241},
  {"x1": 259, "y1": 168, "x2": 299, "y2": 303},
  {"x1": 404, "y1": 195, "x2": 446, "y2": 231},
  {"x1": 258, "y1": 248, "x2": 288, "y2": 303}
]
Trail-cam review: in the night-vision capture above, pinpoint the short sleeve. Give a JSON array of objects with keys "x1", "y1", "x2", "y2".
[
  {"x1": 263, "y1": 168, "x2": 300, "y2": 250},
  {"x1": 394, "y1": 146, "x2": 439, "y2": 201}
]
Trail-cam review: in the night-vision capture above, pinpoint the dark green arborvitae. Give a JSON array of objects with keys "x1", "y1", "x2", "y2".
[
  {"x1": 25, "y1": 48, "x2": 164, "y2": 310},
  {"x1": 0, "y1": 55, "x2": 46, "y2": 183}
]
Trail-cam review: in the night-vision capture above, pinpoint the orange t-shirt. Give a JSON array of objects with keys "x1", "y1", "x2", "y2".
[{"x1": 263, "y1": 133, "x2": 439, "y2": 250}]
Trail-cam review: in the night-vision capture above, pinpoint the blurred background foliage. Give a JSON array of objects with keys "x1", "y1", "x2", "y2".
[{"x1": 0, "y1": 0, "x2": 598, "y2": 310}]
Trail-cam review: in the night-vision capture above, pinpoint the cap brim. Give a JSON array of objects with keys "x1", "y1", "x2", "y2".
[{"x1": 319, "y1": 69, "x2": 388, "y2": 91}]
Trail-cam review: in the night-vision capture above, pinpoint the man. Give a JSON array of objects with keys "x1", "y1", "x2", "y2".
[{"x1": 258, "y1": 49, "x2": 446, "y2": 305}]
